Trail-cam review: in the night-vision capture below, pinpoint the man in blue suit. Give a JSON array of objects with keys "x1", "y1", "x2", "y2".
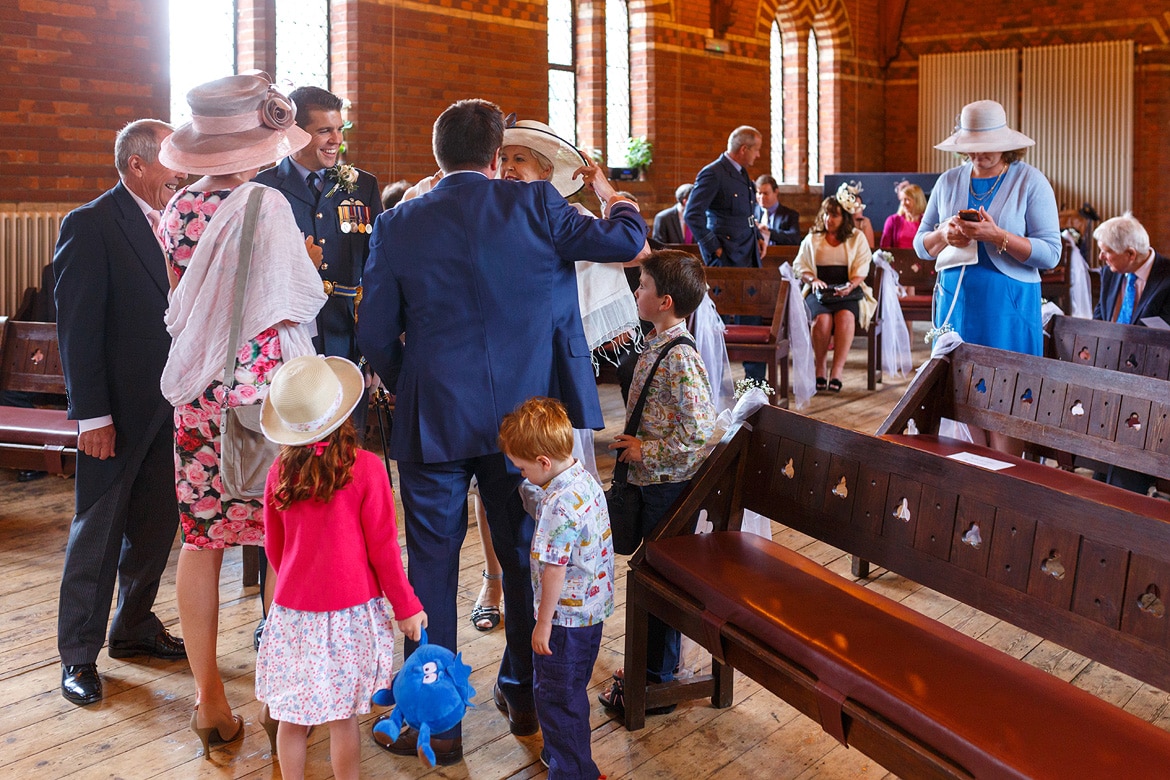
[
  {"x1": 683, "y1": 125, "x2": 763, "y2": 268},
  {"x1": 254, "y1": 86, "x2": 383, "y2": 369},
  {"x1": 54, "y1": 120, "x2": 188, "y2": 706},
  {"x1": 358, "y1": 99, "x2": 646, "y2": 764}
]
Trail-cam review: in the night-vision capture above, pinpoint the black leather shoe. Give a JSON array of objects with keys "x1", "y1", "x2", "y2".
[
  {"x1": 17, "y1": 469, "x2": 46, "y2": 482},
  {"x1": 493, "y1": 683, "x2": 540, "y2": 736},
  {"x1": 61, "y1": 663, "x2": 102, "y2": 706},
  {"x1": 108, "y1": 629, "x2": 186, "y2": 660},
  {"x1": 371, "y1": 719, "x2": 463, "y2": 765}
]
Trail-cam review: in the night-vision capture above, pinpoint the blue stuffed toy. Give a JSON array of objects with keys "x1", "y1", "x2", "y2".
[{"x1": 371, "y1": 628, "x2": 476, "y2": 766}]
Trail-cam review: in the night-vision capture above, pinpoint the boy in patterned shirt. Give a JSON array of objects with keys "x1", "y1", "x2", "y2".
[
  {"x1": 600, "y1": 249, "x2": 716, "y2": 718},
  {"x1": 499, "y1": 396, "x2": 614, "y2": 780}
]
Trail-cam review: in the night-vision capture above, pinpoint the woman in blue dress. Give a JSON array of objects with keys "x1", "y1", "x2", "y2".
[
  {"x1": 916, "y1": 100, "x2": 1061, "y2": 353},
  {"x1": 914, "y1": 99, "x2": 1060, "y2": 451}
]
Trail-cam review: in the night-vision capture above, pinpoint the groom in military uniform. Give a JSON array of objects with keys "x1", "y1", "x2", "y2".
[{"x1": 254, "y1": 85, "x2": 382, "y2": 388}]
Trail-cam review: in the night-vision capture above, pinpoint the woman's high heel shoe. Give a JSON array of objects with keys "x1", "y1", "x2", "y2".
[
  {"x1": 190, "y1": 707, "x2": 244, "y2": 760},
  {"x1": 259, "y1": 703, "x2": 279, "y2": 754}
]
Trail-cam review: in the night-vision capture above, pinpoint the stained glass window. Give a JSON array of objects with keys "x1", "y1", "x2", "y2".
[
  {"x1": 770, "y1": 21, "x2": 785, "y2": 182},
  {"x1": 605, "y1": 0, "x2": 630, "y2": 166},
  {"x1": 548, "y1": 0, "x2": 576, "y2": 143},
  {"x1": 276, "y1": 0, "x2": 330, "y2": 91}
]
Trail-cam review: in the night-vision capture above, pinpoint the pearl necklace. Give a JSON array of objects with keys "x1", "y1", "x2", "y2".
[{"x1": 969, "y1": 164, "x2": 1008, "y2": 202}]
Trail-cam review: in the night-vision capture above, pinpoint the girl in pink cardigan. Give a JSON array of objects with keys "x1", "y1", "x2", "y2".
[{"x1": 254, "y1": 355, "x2": 426, "y2": 780}]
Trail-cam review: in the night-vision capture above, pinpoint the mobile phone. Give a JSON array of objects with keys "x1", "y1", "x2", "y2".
[{"x1": 958, "y1": 209, "x2": 983, "y2": 222}]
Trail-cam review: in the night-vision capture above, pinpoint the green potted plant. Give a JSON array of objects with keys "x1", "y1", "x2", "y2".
[{"x1": 625, "y1": 135, "x2": 653, "y2": 177}]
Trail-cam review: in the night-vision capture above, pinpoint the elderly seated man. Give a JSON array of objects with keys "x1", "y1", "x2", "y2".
[{"x1": 1091, "y1": 213, "x2": 1170, "y2": 494}]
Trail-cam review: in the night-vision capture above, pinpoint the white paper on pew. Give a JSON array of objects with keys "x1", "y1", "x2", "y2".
[
  {"x1": 1141, "y1": 316, "x2": 1170, "y2": 330},
  {"x1": 947, "y1": 451, "x2": 1015, "y2": 471}
]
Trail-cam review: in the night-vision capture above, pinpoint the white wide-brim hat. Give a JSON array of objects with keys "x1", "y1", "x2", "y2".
[
  {"x1": 260, "y1": 355, "x2": 364, "y2": 446},
  {"x1": 502, "y1": 119, "x2": 588, "y2": 198},
  {"x1": 160, "y1": 74, "x2": 311, "y2": 176},
  {"x1": 934, "y1": 100, "x2": 1035, "y2": 154}
]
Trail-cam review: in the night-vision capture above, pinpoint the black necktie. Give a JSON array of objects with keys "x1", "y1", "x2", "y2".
[{"x1": 307, "y1": 171, "x2": 321, "y2": 193}]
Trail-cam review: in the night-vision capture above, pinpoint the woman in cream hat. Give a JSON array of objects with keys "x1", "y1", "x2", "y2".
[
  {"x1": 913, "y1": 99, "x2": 1060, "y2": 451},
  {"x1": 157, "y1": 73, "x2": 327, "y2": 758}
]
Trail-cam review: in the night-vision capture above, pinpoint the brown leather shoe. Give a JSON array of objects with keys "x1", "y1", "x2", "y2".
[
  {"x1": 108, "y1": 628, "x2": 186, "y2": 660},
  {"x1": 371, "y1": 718, "x2": 463, "y2": 766},
  {"x1": 493, "y1": 683, "x2": 539, "y2": 736}
]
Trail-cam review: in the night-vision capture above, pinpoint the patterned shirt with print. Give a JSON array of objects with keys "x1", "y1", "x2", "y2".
[
  {"x1": 625, "y1": 321, "x2": 717, "y2": 486},
  {"x1": 527, "y1": 460, "x2": 615, "y2": 628}
]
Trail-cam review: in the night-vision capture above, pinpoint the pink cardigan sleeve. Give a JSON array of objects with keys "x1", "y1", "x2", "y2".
[{"x1": 358, "y1": 454, "x2": 424, "y2": 620}]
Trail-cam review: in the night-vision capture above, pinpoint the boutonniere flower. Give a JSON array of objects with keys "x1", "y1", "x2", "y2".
[{"x1": 324, "y1": 163, "x2": 359, "y2": 198}]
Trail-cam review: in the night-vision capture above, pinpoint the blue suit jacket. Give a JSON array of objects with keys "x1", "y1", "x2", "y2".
[
  {"x1": 52, "y1": 183, "x2": 173, "y2": 510},
  {"x1": 683, "y1": 154, "x2": 760, "y2": 267},
  {"x1": 254, "y1": 158, "x2": 382, "y2": 360},
  {"x1": 357, "y1": 172, "x2": 646, "y2": 464},
  {"x1": 1095, "y1": 252, "x2": 1170, "y2": 327}
]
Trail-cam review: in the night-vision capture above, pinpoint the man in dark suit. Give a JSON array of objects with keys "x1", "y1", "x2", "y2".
[
  {"x1": 1091, "y1": 214, "x2": 1170, "y2": 494},
  {"x1": 754, "y1": 173, "x2": 802, "y2": 248},
  {"x1": 652, "y1": 183, "x2": 692, "y2": 244},
  {"x1": 1093, "y1": 215, "x2": 1170, "y2": 327},
  {"x1": 253, "y1": 86, "x2": 382, "y2": 371},
  {"x1": 683, "y1": 125, "x2": 763, "y2": 268},
  {"x1": 53, "y1": 120, "x2": 188, "y2": 706},
  {"x1": 358, "y1": 99, "x2": 646, "y2": 764}
]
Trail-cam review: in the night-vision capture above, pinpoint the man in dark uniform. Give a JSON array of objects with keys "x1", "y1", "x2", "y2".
[{"x1": 253, "y1": 86, "x2": 382, "y2": 388}]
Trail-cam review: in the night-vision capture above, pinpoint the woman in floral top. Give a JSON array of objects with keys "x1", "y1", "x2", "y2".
[{"x1": 157, "y1": 74, "x2": 326, "y2": 757}]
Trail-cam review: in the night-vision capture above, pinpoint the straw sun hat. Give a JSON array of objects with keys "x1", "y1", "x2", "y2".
[
  {"x1": 260, "y1": 355, "x2": 363, "y2": 446},
  {"x1": 934, "y1": 100, "x2": 1035, "y2": 154},
  {"x1": 160, "y1": 73, "x2": 311, "y2": 176},
  {"x1": 502, "y1": 119, "x2": 588, "y2": 198}
]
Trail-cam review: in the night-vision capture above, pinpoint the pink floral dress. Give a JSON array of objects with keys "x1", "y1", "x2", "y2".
[{"x1": 162, "y1": 187, "x2": 282, "y2": 550}]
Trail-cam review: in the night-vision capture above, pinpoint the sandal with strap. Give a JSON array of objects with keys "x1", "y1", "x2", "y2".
[
  {"x1": 816, "y1": 376, "x2": 828, "y2": 391},
  {"x1": 597, "y1": 676, "x2": 676, "y2": 716},
  {"x1": 470, "y1": 571, "x2": 503, "y2": 632}
]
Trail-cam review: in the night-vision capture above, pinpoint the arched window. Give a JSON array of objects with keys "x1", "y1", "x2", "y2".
[
  {"x1": 605, "y1": 0, "x2": 630, "y2": 166},
  {"x1": 769, "y1": 20, "x2": 784, "y2": 182},
  {"x1": 169, "y1": 0, "x2": 235, "y2": 123},
  {"x1": 547, "y1": 0, "x2": 576, "y2": 143},
  {"x1": 275, "y1": 0, "x2": 330, "y2": 90},
  {"x1": 807, "y1": 29, "x2": 820, "y2": 185}
]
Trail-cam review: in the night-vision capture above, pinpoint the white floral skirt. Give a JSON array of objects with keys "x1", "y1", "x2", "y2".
[{"x1": 255, "y1": 597, "x2": 396, "y2": 725}]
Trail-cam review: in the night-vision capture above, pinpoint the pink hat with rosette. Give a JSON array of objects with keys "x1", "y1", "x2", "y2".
[{"x1": 160, "y1": 73, "x2": 311, "y2": 176}]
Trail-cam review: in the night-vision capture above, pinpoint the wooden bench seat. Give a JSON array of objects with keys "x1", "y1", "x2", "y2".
[
  {"x1": 883, "y1": 247, "x2": 934, "y2": 323},
  {"x1": 646, "y1": 531, "x2": 1170, "y2": 779},
  {"x1": 622, "y1": 404, "x2": 1170, "y2": 777},
  {"x1": 0, "y1": 316, "x2": 76, "y2": 475}
]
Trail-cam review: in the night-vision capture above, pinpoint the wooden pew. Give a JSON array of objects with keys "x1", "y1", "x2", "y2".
[
  {"x1": 0, "y1": 316, "x2": 76, "y2": 475},
  {"x1": 1047, "y1": 314, "x2": 1170, "y2": 379},
  {"x1": 1040, "y1": 241, "x2": 1074, "y2": 312},
  {"x1": 878, "y1": 340, "x2": 1170, "y2": 485},
  {"x1": 0, "y1": 316, "x2": 261, "y2": 588},
  {"x1": 882, "y1": 247, "x2": 935, "y2": 323},
  {"x1": 702, "y1": 268, "x2": 790, "y2": 405},
  {"x1": 622, "y1": 404, "x2": 1170, "y2": 778}
]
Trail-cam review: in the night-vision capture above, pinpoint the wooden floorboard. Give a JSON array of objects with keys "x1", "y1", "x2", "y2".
[{"x1": 3, "y1": 330, "x2": 1169, "y2": 778}]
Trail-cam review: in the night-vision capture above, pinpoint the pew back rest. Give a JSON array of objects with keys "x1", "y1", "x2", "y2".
[
  {"x1": 0, "y1": 317, "x2": 65, "y2": 396},
  {"x1": 883, "y1": 247, "x2": 935, "y2": 296},
  {"x1": 1048, "y1": 314, "x2": 1170, "y2": 380},
  {"x1": 703, "y1": 267, "x2": 788, "y2": 332},
  {"x1": 649, "y1": 404, "x2": 1170, "y2": 696}
]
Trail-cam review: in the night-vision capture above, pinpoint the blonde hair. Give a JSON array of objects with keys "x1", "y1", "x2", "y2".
[
  {"x1": 898, "y1": 184, "x2": 926, "y2": 220},
  {"x1": 498, "y1": 397, "x2": 574, "y2": 462}
]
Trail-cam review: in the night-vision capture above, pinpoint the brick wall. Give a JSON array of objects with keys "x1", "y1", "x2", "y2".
[
  {"x1": 0, "y1": 0, "x2": 169, "y2": 204},
  {"x1": 1, "y1": 0, "x2": 1166, "y2": 249}
]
